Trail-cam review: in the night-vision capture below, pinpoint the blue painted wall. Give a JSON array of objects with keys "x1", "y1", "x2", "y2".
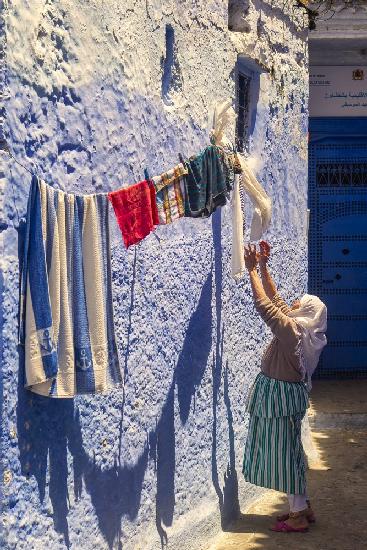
[{"x1": 0, "y1": 2, "x2": 309, "y2": 548}]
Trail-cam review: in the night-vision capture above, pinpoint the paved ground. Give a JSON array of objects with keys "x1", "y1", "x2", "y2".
[{"x1": 207, "y1": 380, "x2": 367, "y2": 550}]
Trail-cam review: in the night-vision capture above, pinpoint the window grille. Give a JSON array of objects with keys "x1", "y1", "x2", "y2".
[
  {"x1": 236, "y1": 72, "x2": 251, "y2": 153},
  {"x1": 316, "y1": 162, "x2": 367, "y2": 187}
]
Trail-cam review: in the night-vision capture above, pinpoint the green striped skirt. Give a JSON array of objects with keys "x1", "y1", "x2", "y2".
[{"x1": 243, "y1": 372, "x2": 309, "y2": 494}]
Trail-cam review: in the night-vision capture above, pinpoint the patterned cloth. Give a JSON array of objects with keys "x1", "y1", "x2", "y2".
[
  {"x1": 152, "y1": 163, "x2": 188, "y2": 225},
  {"x1": 19, "y1": 176, "x2": 122, "y2": 398},
  {"x1": 243, "y1": 372, "x2": 309, "y2": 494},
  {"x1": 108, "y1": 179, "x2": 159, "y2": 247},
  {"x1": 184, "y1": 145, "x2": 231, "y2": 218}
]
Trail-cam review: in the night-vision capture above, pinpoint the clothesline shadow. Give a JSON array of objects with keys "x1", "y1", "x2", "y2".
[
  {"x1": 16, "y1": 214, "x2": 217, "y2": 549},
  {"x1": 117, "y1": 245, "x2": 137, "y2": 464},
  {"x1": 153, "y1": 266, "x2": 214, "y2": 547},
  {"x1": 16, "y1": 360, "x2": 149, "y2": 550}
]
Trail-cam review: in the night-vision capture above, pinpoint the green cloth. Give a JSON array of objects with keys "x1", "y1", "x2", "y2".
[{"x1": 184, "y1": 145, "x2": 231, "y2": 218}]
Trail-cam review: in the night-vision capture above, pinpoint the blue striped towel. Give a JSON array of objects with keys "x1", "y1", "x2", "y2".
[{"x1": 19, "y1": 176, "x2": 122, "y2": 397}]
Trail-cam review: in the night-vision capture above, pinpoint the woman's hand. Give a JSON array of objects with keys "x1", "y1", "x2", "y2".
[
  {"x1": 258, "y1": 240, "x2": 277, "y2": 298},
  {"x1": 244, "y1": 244, "x2": 258, "y2": 272},
  {"x1": 259, "y1": 240, "x2": 271, "y2": 266}
]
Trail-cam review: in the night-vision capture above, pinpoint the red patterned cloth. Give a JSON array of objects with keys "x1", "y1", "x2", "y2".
[{"x1": 108, "y1": 179, "x2": 159, "y2": 248}]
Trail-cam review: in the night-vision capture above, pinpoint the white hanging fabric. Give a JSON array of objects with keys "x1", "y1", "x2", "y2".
[
  {"x1": 209, "y1": 100, "x2": 272, "y2": 279},
  {"x1": 231, "y1": 173, "x2": 245, "y2": 280},
  {"x1": 209, "y1": 99, "x2": 235, "y2": 150},
  {"x1": 237, "y1": 154, "x2": 272, "y2": 242}
]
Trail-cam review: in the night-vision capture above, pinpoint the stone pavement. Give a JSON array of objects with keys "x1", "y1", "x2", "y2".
[{"x1": 207, "y1": 380, "x2": 367, "y2": 550}]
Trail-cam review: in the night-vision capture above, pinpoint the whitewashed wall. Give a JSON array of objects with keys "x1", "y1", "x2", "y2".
[{"x1": 0, "y1": 1, "x2": 308, "y2": 549}]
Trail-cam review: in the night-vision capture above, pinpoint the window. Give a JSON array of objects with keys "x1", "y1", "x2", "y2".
[
  {"x1": 236, "y1": 71, "x2": 252, "y2": 153},
  {"x1": 235, "y1": 56, "x2": 266, "y2": 152}
]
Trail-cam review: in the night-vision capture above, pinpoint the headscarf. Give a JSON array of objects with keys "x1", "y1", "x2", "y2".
[{"x1": 288, "y1": 294, "x2": 327, "y2": 390}]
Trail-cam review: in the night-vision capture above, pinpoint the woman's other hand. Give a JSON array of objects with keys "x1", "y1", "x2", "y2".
[
  {"x1": 244, "y1": 244, "x2": 258, "y2": 272},
  {"x1": 259, "y1": 240, "x2": 271, "y2": 266}
]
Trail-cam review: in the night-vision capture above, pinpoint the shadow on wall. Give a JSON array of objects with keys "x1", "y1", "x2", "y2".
[
  {"x1": 211, "y1": 210, "x2": 241, "y2": 531},
  {"x1": 16, "y1": 210, "x2": 238, "y2": 549},
  {"x1": 16, "y1": 360, "x2": 149, "y2": 550},
  {"x1": 153, "y1": 268, "x2": 213, "y2": 547}
]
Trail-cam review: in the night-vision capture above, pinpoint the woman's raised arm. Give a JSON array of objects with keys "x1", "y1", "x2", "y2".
[
  {"x1": 244, "y1": 244, "x2": 298, "y2": 345},
  {"x1": 258, "y1": 241, "x2": 277, "y2": 300},
  {"x1": 244, "y1": 244, "x2": 267, "y2": 303}
]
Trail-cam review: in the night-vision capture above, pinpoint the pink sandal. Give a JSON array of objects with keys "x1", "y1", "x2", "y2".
[
  {"x1": 270, "y1": 520, "x2": 309, "y2": 533},
  {"x1": 276, "y1": 511, "x2": 316, "y2": 523},
  {"x1": 277, "y1": 501, "x2": 316, "y2": 524}
]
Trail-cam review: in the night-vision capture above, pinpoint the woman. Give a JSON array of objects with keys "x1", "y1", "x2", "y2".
[{"x1": 242, "y1": 241, "x2": 327, "y2": 533}]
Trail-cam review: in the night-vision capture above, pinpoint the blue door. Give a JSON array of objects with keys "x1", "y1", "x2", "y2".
[{"x1": 309, "y1": 117, "x2": 367, "y2": 377}]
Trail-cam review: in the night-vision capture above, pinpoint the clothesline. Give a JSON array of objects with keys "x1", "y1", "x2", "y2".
[
  {"x1": 4, "y1": 139, "x2": 244, "y2": 240},
  {"x1": 4, "y1": 109, "x2": 272, "y2": 275},
  {"x1": 5, "y1": 148, "x2": 37, "y2": 178},
  {"x1": 15, "y1": 100, "x2": 273, "y2": 397},
  {"x1": 3, "y1": 101, "x2": 272, "y2": 251},
  {"x1": 3, "y1": 142, "x2": 232, "y2": 194}
]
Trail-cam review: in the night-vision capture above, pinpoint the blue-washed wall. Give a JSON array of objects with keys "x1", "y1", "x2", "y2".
[{"x1": 0, "y1": 1, "x2": 308, "y2": 549}]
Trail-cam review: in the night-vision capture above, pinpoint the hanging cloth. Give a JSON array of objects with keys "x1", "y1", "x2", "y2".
[
  {"x1": 184, "y1": 145, "x2": 231, "y2": 218},
  {"x1": 152, "y1": 163, "x2": 188, "y2": 225},
  {"x1": 108, "y1": 179, "x2": 159, "y2": 247},
  {"x1": 231, "y1": 173, "x2": 246, "y2": 280},
  {"x1": 238, "y1": 154, "x2": 272, "y2": 242},
  {"x1": 230, "y1": 157, "x2": 271, "y2": 280},
  {"x1": 19, "y1": 176, "x2": 122, "y2": 398},
  {"x1": 208, "y1": 100, "x2": 272, "y2": 277}
]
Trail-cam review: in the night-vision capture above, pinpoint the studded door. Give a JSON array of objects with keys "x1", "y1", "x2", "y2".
[{"x1": 309, "y1": 118, "x2": 367, "y2": 377}]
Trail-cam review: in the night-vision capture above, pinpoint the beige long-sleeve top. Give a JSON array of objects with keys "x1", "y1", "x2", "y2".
[{"x1": 255, "y1": 293, "x2": 303, "y2": 383}]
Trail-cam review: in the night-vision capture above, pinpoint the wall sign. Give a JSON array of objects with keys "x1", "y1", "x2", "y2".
[{"x1": 310, "y1": 66, "x2": 367, "y2": 117}]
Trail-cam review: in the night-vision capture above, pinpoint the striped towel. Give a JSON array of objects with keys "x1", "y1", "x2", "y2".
[
  {"x1": 152, "y1": 163, "x2": 188, "y2": 225},
  {"x1": 19, "y1": 176, "x2": 122, "y2": 398}
]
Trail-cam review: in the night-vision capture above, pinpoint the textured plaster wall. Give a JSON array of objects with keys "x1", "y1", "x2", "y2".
[{"x1": 0, "y1": 1, "x2": 308, "y2": 549}]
